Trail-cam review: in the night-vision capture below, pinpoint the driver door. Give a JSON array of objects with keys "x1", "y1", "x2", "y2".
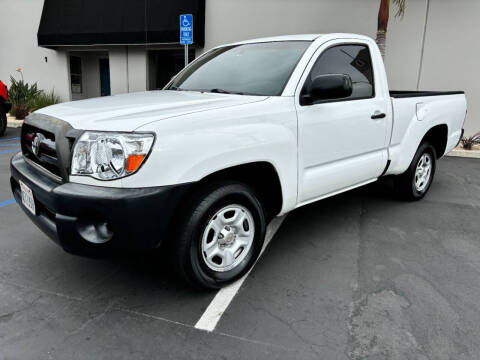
[{"x1": 296, "y1": 42, "x2": 389, "y2": 204}]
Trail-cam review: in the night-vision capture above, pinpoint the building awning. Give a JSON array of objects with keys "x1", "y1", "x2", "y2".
[{"x1": 38, "y1": 0, "x2": 205, "y2": 48}]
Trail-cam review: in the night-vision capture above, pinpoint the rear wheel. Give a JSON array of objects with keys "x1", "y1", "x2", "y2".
[
  {"x1": 172, "y1": 181, "x2": 266, "y2": 289},
  {"x1": 0, "y1": 110, "x2": 6, "y2": 136},
  {"x1": 395, "y1": 142, "x2": 437, "y2": 201}
]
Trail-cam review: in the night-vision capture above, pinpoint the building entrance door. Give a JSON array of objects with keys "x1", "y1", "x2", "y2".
[{"x1": 99, "y1": 58, "x2": 111, "y2": 96}]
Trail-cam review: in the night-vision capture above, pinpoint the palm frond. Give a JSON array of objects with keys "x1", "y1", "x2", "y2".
[{"x1": 392, "y1": 0, "x2": 407, "y2": 18}]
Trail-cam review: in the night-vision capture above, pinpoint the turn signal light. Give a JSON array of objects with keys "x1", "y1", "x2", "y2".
[{"x1": 127, "y1": 154, "x2": 146, "y2": 173}]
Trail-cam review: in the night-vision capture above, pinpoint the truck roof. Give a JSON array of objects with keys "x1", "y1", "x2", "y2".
[
  {"x1": 228, "y1": 33, "x2": 374, "y2": 46},
  {"x1": 235, "y1": 34, "x2": 324, "y2": 43}
]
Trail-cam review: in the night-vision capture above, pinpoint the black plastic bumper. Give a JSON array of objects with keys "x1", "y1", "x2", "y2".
[{"x1": 10, "y1": 153, "x2": 191, "y2": 256}]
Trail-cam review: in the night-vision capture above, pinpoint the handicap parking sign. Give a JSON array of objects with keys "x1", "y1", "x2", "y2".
[{"x1": 180, "y1": 14, "x2": 193, "y2": 45}]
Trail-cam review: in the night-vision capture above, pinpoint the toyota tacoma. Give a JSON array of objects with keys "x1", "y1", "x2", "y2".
[{"x1": 10, "y1": 34, "x2": 467, "y2": 288}]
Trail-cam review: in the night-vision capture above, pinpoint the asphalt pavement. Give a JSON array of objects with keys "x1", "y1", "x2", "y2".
[{"x1": 1, "y1": 126, "x2": 479, "y2": 359}]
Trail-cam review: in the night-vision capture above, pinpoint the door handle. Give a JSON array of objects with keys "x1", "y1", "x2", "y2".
[{"x1": 371, "y1": 111, "x2": 386, "y2": 120}]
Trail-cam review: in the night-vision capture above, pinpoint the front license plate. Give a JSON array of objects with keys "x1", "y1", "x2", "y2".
[{"x1": 19, "y1": 180, "x2": 36, "y2": 215}]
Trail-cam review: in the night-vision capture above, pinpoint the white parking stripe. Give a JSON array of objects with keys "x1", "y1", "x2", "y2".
[{"x1": 195, "y1": 215, "x2": 286, "y2": 332}]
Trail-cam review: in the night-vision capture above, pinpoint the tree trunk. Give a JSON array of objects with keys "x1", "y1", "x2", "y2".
[
  {"x1": 376, "y1": 0, "x2": 390, "y2": 59},
  {"x1": 376, "y1": 30, "x2": 387, "y2": 58}
]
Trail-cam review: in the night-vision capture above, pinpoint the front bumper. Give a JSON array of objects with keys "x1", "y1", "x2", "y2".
[{"x1": 10, "y1": 153, "x2": 191, "y2": 255}]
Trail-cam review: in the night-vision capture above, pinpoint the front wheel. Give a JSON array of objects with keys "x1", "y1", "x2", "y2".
[
  {"x1": 172, "y1": 181, "x2": 266, "y2": 289},
  {"x1": 0, "y1": 111, "x2": 6, "y2": 136},
  {"x1": 395, "y1": 142, "x2": 437, "y2": 201}
]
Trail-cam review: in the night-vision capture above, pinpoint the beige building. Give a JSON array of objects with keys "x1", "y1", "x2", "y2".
[{"x1": 0, "y1": 0, "x2": 478, "y2": 134}]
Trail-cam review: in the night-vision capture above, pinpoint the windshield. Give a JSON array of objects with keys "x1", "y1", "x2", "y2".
[{"x1": 167, "y1": 41, "x2": 311, "y2": 96}]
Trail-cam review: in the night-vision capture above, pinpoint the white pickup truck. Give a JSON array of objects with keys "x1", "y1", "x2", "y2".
[{"x1": 11, "y1": 34, "x2": 466, "y2": 288}]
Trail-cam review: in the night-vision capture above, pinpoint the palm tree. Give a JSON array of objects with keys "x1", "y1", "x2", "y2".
[{"x1": 376, "y1": 0, "x2": 406, "y2": 58}]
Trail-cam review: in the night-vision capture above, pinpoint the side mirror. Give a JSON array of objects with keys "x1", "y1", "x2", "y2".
[{"x1": 303, "y1": 74, "x2": 353, "y2": 104}]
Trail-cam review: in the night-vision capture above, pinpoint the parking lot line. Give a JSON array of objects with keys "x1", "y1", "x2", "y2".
[
  {"x1": 0, "y1": 148, "x2": 20, "y2": 154},
  {"x1": 0, "y1": 143, "x2": 20, "y2": 147},
  {"x1": 0, "y1": 136, "x2": 20, "y2": 142},
  {"x1": 194, "y1": 215, "x2": 286, "y2": 332},
  {"x1": 0, "y1": 199, "x2": 15, "y2": 207}
]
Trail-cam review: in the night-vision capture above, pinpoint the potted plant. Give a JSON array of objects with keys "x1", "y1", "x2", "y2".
[
  {"x1": 8, "y1": 68, "x2": 41, "y2": 120},
  {"x1": 461, "y1": 132, "x2": 480, "y2": 150}
]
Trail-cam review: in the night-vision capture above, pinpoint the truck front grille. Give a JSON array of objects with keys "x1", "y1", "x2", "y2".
[
  {"x1": 20, "y1": 114, "x2": 77, "y2": 182},
  {"x1": 22, "y1": 124, "x2": 62, "y2": 179}
]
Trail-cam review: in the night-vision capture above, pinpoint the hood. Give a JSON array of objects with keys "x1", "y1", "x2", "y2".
[{"x1": 36, "y1": 90, "x2": 268, "y2": 131}]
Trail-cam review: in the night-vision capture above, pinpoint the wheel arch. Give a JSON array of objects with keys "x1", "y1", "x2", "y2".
[
  {"x1": 388, "y1": 123, "x2": 450, "y2": 176},
  {"x1": 420, "y1": 124, "x2": 449, "y2": 158},
  {"x1": 194, "y1": 161, "x2": 284, "y2": 220}
]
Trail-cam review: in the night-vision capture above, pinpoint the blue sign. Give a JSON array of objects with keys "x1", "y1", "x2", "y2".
[{"x1": 180, "y1": 14, "x2": 193, "y2": 45}]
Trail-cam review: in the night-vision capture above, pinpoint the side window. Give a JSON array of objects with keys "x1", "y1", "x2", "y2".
[{"x1": 302, "y1": 44, "x2": 374, "y2": 102}]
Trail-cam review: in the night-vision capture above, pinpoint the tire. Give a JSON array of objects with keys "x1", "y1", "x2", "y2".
[
  {"x1": 0, "y1": 111, "x2": 6, "y2": 137},
  {"x1": 395, "y1": 142, "x2": 437, "y2": 201},
  {"x1": 172, "y1": 181, "x2": 266, "y2": 289}
]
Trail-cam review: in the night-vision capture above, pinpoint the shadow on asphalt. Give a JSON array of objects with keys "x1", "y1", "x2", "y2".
[{"x1": 79, "y1": 177, "x2": 398, "y2": 292}]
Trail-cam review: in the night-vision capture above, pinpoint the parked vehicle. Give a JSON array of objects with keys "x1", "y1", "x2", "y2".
[
  {"x1": 0, "y1": 80, "x2": 11, "y2": 136},
  {"x1": 10, "y1": 34, "x2": 467, "y2": 289}
]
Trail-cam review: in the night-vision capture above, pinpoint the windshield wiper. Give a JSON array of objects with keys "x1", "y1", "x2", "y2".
[
  {"x1": 168, "y1": 86, "x2": 184, "y2": 91},
  {"x1": 209, "y1": 88, "x2": 245, "y2": 95}
]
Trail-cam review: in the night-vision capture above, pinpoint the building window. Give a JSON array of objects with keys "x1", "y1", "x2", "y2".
[{"x1": 70, "y1": 56, "x2": 83, "y2": 94}]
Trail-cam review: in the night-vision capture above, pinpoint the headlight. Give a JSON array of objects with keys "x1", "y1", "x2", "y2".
[{"x1": 71, "y1": 132, "x2": 154, "y2": 180}]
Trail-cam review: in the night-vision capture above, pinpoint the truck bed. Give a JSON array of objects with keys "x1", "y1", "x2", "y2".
[
  {"x1": 390, "y1": 90, "x2": 464, "y2": 98},
  {"x1": 387, "y1": 90, "x2": 466, "y2": 175}
]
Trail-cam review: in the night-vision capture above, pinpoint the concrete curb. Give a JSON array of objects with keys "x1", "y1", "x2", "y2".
[
  {"x1": 7, "y1": 115, "x2": 24, "y2": 128},
  {"x1": 447, "y1": 147, "x2": 480, "y2": 159}
]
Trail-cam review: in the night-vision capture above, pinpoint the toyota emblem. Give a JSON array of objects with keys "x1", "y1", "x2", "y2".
[{"x1": 31, "y1": 133, "x2": 45, "y2": 156}]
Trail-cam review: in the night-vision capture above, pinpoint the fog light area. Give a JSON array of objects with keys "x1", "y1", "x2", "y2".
[{"x1": 76, "y1": 214, "x2": 114, "y2": 244}]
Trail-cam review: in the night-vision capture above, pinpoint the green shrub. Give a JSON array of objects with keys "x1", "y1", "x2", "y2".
[
  {"x1": 30, "y1": 90, "x2": 61, "y2": 111},
  {"x1": 8, "y1": 75, "x2": 41, "y2": 107},
  {"x1": 8, "y1": 70, "x2": 62, "y2": 118}
]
